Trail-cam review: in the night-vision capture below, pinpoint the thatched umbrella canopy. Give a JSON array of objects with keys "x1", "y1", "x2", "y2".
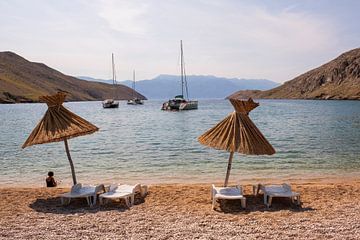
[
  {"x1": 198, "y1": 98, "x2": 275, "y2": 187},
  {"x1": 22, "y1": 92, "x2": 99, "y2": 185}
]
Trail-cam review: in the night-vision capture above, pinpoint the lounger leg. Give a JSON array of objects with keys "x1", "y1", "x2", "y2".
[
  {"x1": 125, "y1": 197, "x2": 130, "y2": 207},
  {"x1": 131, "y1": 195, "x2": 135, "y2": 206},
  {"x1": 241, "y1": 198, "x2": 246, "y2": 209},
  {"x1": 61, "y1": 197, "x2": 70, "y2": 205},
  {"x1": 92, "y1": 195, "x2": 97, "y2": 206},
  {"x1": 86, "y1": 197, "x2": 91, "y2": 206},
  {"x1": 100, "y1": 197, "x2": 104, "y2": 205},
  {"x1": 264, "y1": 194, "x2": 268, "y2": 206},
  {"x1": 268, "y1": 196, "x2": 273, "y2": 208},
  {"x1": 212, "y1": 197, "x2": 216, "y2": 210}
]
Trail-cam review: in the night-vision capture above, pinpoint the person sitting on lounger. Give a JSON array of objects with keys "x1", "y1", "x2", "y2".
[{"x1": 46, "y1": 171, "x2": 57, "y2": 187}]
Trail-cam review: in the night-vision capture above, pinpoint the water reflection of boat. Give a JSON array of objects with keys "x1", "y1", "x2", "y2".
[
  {"x1": 162, "y1": 40, "x2": 198, "y2": 111},
  {"x1": 103, "y1": 53, "x2": 119, "y2": 109}
]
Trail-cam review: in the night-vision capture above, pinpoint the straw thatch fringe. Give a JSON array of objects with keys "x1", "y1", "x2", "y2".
[
  {"x1": 198, "y1": 98, "x2": 275, "y2": 155},
  {"x1": 22, "y1": 92, "x2": 98, "y2": 148}
]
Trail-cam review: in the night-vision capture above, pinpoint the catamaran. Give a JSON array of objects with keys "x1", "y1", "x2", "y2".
[
  {"x1": 127, "y1": 70, "x2": 144, "y2": 105},
  {"x1": 161, "y1": 40, "x2": 198, "y2": 111},
  {"x1": 103, "y1": 53, "x2": 119, "y2": 108}
]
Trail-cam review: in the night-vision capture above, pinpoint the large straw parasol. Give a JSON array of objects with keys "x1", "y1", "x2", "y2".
[
  {"x1": 198, "y1": 98, "x2": 275, "y2": 187},
  {"x1": 22, "y1": 92, "x2": 99, "y2": 185}
]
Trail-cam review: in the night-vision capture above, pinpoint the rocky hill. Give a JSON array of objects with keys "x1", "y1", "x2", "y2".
[
  {"x1": 228, "y1": 48, "x2": 360, "y2": 100},
  {"x1": 0, "y1": 51, "x2": 146, "y2": 103}
]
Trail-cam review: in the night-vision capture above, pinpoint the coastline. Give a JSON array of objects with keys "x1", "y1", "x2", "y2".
[
  {"x1": 1, "y1": 179, "x2": 359, "y2": 239},
  {"x1": 2, "y1": 98, "x2": 360, "y2": 104}
]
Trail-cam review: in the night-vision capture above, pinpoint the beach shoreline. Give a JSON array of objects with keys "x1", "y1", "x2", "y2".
[
  {"x1": 2, "y1": 174, "x2": 359, "y2": 188},
  {"x1": 1, "y1": 179, "x2": 359, "y2": 239}
]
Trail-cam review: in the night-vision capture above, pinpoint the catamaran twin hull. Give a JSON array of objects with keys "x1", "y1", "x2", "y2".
[{"x1": 162, "y1": 100, "x2": 198, "y2": 111}]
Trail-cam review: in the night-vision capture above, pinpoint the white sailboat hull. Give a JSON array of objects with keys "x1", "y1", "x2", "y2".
[
  {"x1": 179, "y1": 100, "x2": 198, "y2": 110},
  {"x1": 103, "y1": 99, "x2": 119, "y2": 108}
]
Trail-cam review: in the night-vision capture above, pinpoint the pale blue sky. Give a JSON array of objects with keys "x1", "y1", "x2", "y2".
[{"x1": 0, "y1": 0, "x2": 359, "y2": 82}]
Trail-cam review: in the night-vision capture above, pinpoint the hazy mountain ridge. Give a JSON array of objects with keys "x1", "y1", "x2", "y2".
[
  {"x1": 228, "y1": 48, "x2": 360, "y2": 100},
  {"x1": 79, "y1": 74, "x2": 279, "y2": 99},
  {"x1": 0, "y1": 52, "x2": 146, "y2": 103}
]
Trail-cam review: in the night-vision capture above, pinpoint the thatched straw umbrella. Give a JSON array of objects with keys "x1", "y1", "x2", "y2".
[
  {"x1": 198, "y1": 98, "x2": 275, "y2": 187},
  {"x1": 22, "y1": 92, "x2": 99, "y2": 185}
]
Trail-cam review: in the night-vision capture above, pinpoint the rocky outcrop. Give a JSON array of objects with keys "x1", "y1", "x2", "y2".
[
  {"x1": 0, "y1": 51, "x2": 147, "y2": 103},
  {"x1": 228, "y1": 48, "x2": 360, "y2": 100}
]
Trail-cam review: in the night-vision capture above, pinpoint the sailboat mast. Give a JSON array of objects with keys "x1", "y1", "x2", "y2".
[
  {"x1": 133, "y1": 70, "x2": 135, "y2": 99},
  {"x1": 180, "y1": 40, "x2": 184, "y2": 97},
  {"x1": 111, "y1": 53, "x2": 117, "y2": 99},
  {"x1": 112, "y1": 53, "x2": 115, "y2": 85}
]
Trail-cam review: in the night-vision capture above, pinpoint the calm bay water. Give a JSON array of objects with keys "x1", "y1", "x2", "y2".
[{"x1": 0, "y1": 99, "x2": 359, "y2": 186}]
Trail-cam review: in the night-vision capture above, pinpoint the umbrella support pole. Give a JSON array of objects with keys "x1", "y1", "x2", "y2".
[
  {"x1": 64, "y1": 139, "x2": 77, "y2": 185},
  {"x1": 224, "y1": 152, "x2": 234, "y2": 187}
]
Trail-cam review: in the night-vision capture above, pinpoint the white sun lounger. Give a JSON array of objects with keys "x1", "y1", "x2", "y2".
[
  {"x1": 211, "y1": 184, "x2": 246, "y2": 210},
  {"x1": 60, "y1": 183, "x2": 105, "y2": 207},
  {"x1": 99, "y1": 183, "x2": 148, "y2": 207},
  {"x1": 254, "y1": 183, "x2": 301, "y2": 207}
]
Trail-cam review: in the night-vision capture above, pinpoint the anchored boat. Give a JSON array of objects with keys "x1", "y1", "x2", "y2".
[
  {"x1": 103, "y1": 53, "x2": 119, "y2": 109},
  {"x1": 127, "y1": 70, "x2": 144, "y2": 105},
  {"x1": 162, "y1": 40, "x2": 198, "y2": 111}
]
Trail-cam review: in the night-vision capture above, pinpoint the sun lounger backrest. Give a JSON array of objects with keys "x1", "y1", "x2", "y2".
[
  {"x1": 71, "y1": 183, "x2": 82, "y2": 193},
  {"x1": 95, "y1": 184, "x2": 105, "y2": 194},
  {"x1": 109, "y1": 184, "x2": 118, "y2": 192},
  {"x1": 282, "y1": 183, "x2": 292, "y2": 192},
  {"x1": 133, "y1": 184, "x2": 141, "y2": 194}
]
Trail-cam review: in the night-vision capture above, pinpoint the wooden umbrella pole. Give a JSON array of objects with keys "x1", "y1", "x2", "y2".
[
  {"x1": 224, "y1": 151, "x2": 234, "y2": 187},
  {"x1": 64, "y1": 138, "x2": 77, "y2": 185}
]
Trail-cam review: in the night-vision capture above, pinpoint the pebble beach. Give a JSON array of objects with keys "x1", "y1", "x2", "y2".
[{"x1": 1, "y1": 180, "x2": 359, "y2": 239}]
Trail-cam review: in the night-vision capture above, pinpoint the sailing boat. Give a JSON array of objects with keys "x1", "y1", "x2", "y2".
[
  {"x1": 103, "y1": 53, "x2": 119, "y2": 108},
  {"x1": 161, "y1": 40, "x2": 198, "y2": 111},
  {"x1": 127, "y1": 70, "x2": 144, "y2": 105}
]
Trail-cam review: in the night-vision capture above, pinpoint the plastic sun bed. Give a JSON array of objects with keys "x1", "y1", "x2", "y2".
[
  {"x1": 253, "y1": 183, "x2": 301, "y2": 207},
  {"x1": 211, "y1": 184, "x2": 246, "y2": 210},
  {"x1": 60, "y1": 183, "x2": 105, "y2": 207},
  {"x1": 99, "y1": 183, "x2": 148, "y2": 207}
]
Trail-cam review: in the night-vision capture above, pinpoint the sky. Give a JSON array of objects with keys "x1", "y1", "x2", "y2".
[{"x1": 0, "y1": 0, "x2": 359, "y2": 83}]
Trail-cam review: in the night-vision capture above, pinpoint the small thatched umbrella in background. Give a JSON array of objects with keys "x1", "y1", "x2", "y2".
[
  {"x1": 22, "y1": 92, "x2": 99, "y2": 185},
  {"x1": 198, "y1": 98, "x2": 275, "y2": 187}
]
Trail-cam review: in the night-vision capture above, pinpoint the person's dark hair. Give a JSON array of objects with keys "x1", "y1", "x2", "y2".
[{"x1": 48, "y1": 171, "x2": 54, "y2": 177}]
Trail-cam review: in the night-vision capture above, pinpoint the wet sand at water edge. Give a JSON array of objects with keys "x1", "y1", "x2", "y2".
[{"x1": 0, "y1": 180, "x2": 360, "y2": 239}]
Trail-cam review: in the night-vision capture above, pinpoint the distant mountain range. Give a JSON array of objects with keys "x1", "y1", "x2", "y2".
[
  {"x1": 79, "y1": 75, "x2": 279, "y2": 99},
  {"x1": 0, "y1": 52, "x2": 146, "y2": 103},
  {"x1": 228, "y1": 48, "x2": 360, "y2": 100}
]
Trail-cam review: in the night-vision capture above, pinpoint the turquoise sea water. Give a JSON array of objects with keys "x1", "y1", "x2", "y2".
[{"x1": 0, "y1": 99, "x2": 359, "y2": 186}]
